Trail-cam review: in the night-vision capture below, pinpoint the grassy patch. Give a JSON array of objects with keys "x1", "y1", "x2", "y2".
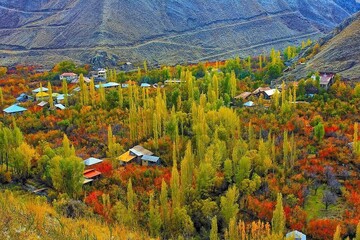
[{"x1": 304, "y1": 185, "x2": 344, "y2": 221}]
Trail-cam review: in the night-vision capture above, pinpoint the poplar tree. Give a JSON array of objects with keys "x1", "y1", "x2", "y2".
[
  {"x1": 333, "y1": 225, "x2": 341, "y2": 240},
  {"x1": 180, "y1": 141, "x2": 194, "y2": 197},
  {"x1": 356, "y1": 221, "x2": 360, "y2": 240},
  {"x1": 170, "y1": 158, "x2": 181, "y2": 209},
  {"x1": 314, "y1": 122, "x2": 325, "y2": 143},
  {"x1": 230, "y1": 70, "x2": 237, "y2": 98},
  {"x1": 271, "y1": 193, "x2": 285, "y2": 235},
  {"x1": 226, "y1": 217, "x2": 239, "y2": 240},
  {"x1": 62, "y1": 79, "x2": 68, "y2": 106},
  {"x1": 47, "y1": 82, "x2": 54, "y2": 109},
  {"x1": 0, "y1": 87, "x2": 4, "y2": 105},
  {"x1": 99, "y1": 83, "x2": 106, "y2": 106},
  {"x1": 89, "y1": 77, "x2": 96, "y2": 106},
  {"x1": 220, "y1": 186, "x2": 239, "y2": 226},
  {"x1": 353, "y1": 123, "x2": 360, "y2": 156},
  {"x1": 210, "y1": 216, "x2": 219, "y2": 240},
  {"x1": 118, "y1": 86, "x2": 123, "y2": 108},
  {"x1": 160, "y1": 179, "x2": 170, "y2": 227},
  {"x1": 127, "y1": 178, "x2": 136, "y2": 224},
  {"x1": 149, "y1": 193, "x2": 162, "y2": 237}
]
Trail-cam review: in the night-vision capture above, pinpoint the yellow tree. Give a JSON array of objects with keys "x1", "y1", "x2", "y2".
[
  {"x1": 271, "y1": 193, "x2": 285, "y2": 235},
  {"x1": 0, "y1": 87, "x2": 3, "y2": 105},
  {"x1": 48, "y1": 82, "x2": 54, "y2": 109},
  {"x1": 62, "y1": 79, "x2": 68, "y2": 106}
]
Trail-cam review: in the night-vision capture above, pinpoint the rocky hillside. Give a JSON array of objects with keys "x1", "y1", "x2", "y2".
[
  {"x1": 0, "y1": 0, "x2": 358, "y2": 67},
  {"x1": 284, "y1": 11, "x2": 360, "y2": 81}
]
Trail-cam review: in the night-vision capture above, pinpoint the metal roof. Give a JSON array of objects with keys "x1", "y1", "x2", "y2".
[
  {"x1": 3, "y1": 104, "x2": 27, "y2": 114},
  {"x1": 84, "y1": 157, "x2": 103, "y2": 166},
  {"x1": 55, "y1": 104, "x2": 66, "y2": 110},
  {"x1": 140, "y1": 83, "x2": 151, "y2": 87},
  {"x1": 32, "y1": 87, "x2": 49, "y2": 93},
  {"x1": 244, "y1": 101, "x2": 255, "y2": 107},
  {"x1": 95, "y1": 82, "x2": 120, "y2": 89},
  {"x1": 286, "y1": 230, "x2": 306, "y2": 240},
  {"x1": 141, "y1": 155, "x2": 160, "y2": 163},
  {"x1": 129, "y1": 145, "x2": 154, "y2": 156}
]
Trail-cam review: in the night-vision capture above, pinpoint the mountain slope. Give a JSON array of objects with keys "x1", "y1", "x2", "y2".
[
  {"x1": 285, "y1": 12, "x2": 360, "y2": 81},
  {"x1": 0, "y1": 0, "x2": 358, "y2": 67}
]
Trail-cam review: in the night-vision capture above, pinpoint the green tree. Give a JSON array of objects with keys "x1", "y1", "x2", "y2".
[
  {"x1": 0, "y1": 87, "x2": 4, "y2": 105},
  {"x1": 210, "y1": 216, "x2": 219, "y2": 240},
  {"x1": 220, "y1": 186, "x2": 239, "y2": 226},
  {"x1": 50, "y1": 155, "x2": 84, "y2": 198},
  {"x1": 149, "y1": 193, "x2": 162, "y2": 237},
  {"x1": 314, "y1": 122, "x2": 325, "y2": 143},
  {"x1": 271, "y1": 193, "x2": 285, "y2": 235},
  {"x1": 171, "y1": 159, "x2": 181, "y2": 209},
  {"x1": 12, "y1": 142, "x2": 36, "y2": 181},
  {"x1": 48, "y1": 82, "x2": 54, "y2": 109},
  {"x1": 62, "y1": 79, "x2": 68, "y2": 106}
]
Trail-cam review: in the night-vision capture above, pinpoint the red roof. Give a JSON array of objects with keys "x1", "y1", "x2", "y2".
[
  {"x1": 61, "y1": 72, "x2": 77, "y2": 77},
  {"x1": 83, "y1": 169, "x2": 101, "y2": 179}
]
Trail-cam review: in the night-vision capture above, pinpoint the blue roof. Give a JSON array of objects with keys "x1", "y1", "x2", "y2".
[
  {"x1": 3, "y1": 104, "x2": 27, "y2": 114},
  {"x1": 95, "y1": 82, "x2": 120, "y2": 89},
  {"x1": 140, "y1": 83, "x2": 151, "y2": 87},
  {"x1": 84, "y1": 157, "x2": 103, "y2": 166},
  {"x1": 244, "y1": 101, "x2": 255, "y2": 107},
  {"x1": 286, "y1": 230, "x2": 306, "y2": 240},
  {"x1": 141, "y1": 155, "x2": 160, "y2": 163}
]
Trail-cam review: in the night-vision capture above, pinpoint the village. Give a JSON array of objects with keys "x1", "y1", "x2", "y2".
[{"x1": 1, "y1": 67, "x2": 338, "y2": 188}]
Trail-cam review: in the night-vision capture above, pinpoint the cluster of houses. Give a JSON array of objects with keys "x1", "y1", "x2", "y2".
[
  {"x1": 82, "y1": 145, "x2": 161, "y2": 185},
  {"x1": 233, "y1": 72, "x2": 335, "y2": 108}
]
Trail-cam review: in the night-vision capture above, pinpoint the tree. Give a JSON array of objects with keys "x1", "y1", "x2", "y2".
[
  {"x1": 314, "y1": 122, "x2": 325, "y2": 143},
  {"x1": 322, "y1": 190, "x2": 337, "y2": 210},
  {"x1": 230, "y1": 70, "x2": 237, "y2": 98},
  {"x1": 50, "y1": 155, "x2": 84, "y2": 198},
  {"x1": 62, "y1": 79, "x2": 68, "y2": 106},
  {"x1": 220, "y1": 186, "x2": 239, "y2": 226},
  {"x1": 209, "y1": 216, "x2": 219, "y2": 240},
  {"x1": 333, "y1": 225, "x2": 341, "y2": 240},
  {"x1": 170, "y1": 159, "x2": 181, "y2": 209},
  {"x1": 272, "y1": 193, "x2": 285, "y2": 235},
  {"x1": 356, "y1": 221, "x2": 360, "y2": 240},
  {"x1": 149, "y1": 193, "x2": 162, "y2": 237},
  {"x1": 89, "y1": 77, "x2": 96, "y2": 106},
  {"x1": 0, "y1": 87, "x2": 3, "y2": 106},
  {"x1": 48, "y1": 82, "x2": 54, "y2": 109},
  {"x1": 12, "y1": 142, "x2": 36, "y2": 181}
]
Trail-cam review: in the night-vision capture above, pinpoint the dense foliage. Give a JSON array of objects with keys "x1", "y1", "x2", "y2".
[{"x1": 0, "y1": 46, "x2": 359, "y2": 239}]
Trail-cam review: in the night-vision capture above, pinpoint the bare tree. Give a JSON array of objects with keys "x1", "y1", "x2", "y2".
[{"x1": 322, "y1": 190, "x2": 337, "y2": 210}]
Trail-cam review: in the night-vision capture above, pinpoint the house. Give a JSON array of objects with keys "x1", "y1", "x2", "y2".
[
  {"x1": 37, "y1": 101, "x2": 48, "y2": 107},
  {"x1": 83, "y1": 169, "x2": 102, "y2": 181},
  {"x1": 165, "y1": 79, "x2": 184, "y2": 85},
  {"x1": 84, "y1": 157, "x2": 103, "y2": 167},
  {"x1": 97, "y1": 68, "x2": 107, "y2": 79},
  {"x1": 3, "y1": 104, "x2": 27, "y2": 115},
  {"x1": 55, "y1": 104, "x2": 66, "y2": 110},
  {"x1": 118, "y1": 151, "x2": 137, "y2": 165},
  {"x1": 36, "y1": 92, "x2": 50, "y2": 101},
  {"x1": 118, "y1": 145, "x2": 155, "y2": 165},
  {"x1": 312, "y1": 73, "x2": 335, "y2": 90},
  {"x1": 252, "y1": 87, "x2": 271, "y2": 97},
  {"x1": 71, "y1": 76, "x2": 91, "y2": 84},
  {"x1": 244, "y1": 101, "x2": 255, "y2": 107},
  {"x1": 319, "y1": 73, "x2": 335, "y2": 90},
  {"x1": 95, "y1": 82, "x2": 120, "y2": 89},
  {"x1": 60, "y1": 72, "x2": 78, "y2": 82},
  {"x1": 234, "y1": 92, "x2": 252, "y2": 100},
  {"x1": 16, "y1": 93, "x2": 33, "y2": 102},
  {"x1": 32, "y1": 87, "x2": 49, "y2": 95},
  {"x1": 140, "y1": 83, "x2": 151, "y2": 88},
  {"x1": 141, "y1": 155, "x2": 161, "y2": 166},
  {"x1": 286, "y1": 230, "x2": 306, "y2": 240},
  {"x1": 263, "y1": 89, "x2": 280, "y2": 99}
]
